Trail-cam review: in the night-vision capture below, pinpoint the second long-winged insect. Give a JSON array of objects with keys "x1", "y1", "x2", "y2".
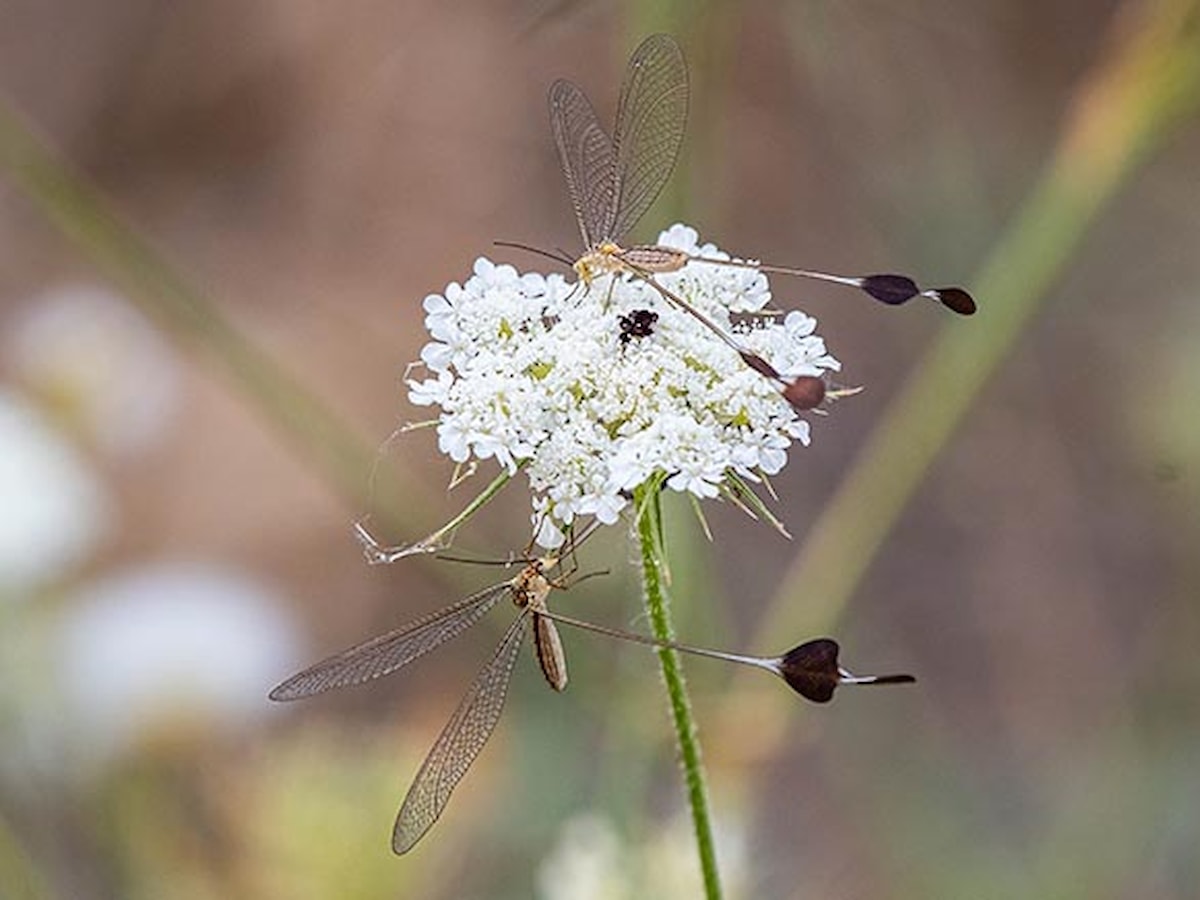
[
  {"x1": 501, "y1": 34, "x2": 975, "y2": 409},
  {"x1": 270, "y1": 526, "x2": 915, "y2": 855},
  {"x1": 546, "y1": 34, "x2": 976, "y2": 314},
  {"x1": 269, "y1": 541, "x2": 579, "y2": 855}
]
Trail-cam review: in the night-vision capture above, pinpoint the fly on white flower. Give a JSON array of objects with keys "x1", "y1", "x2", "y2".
[{"x1": 408, "y1": 224, "x2": 839, "y2": 548}]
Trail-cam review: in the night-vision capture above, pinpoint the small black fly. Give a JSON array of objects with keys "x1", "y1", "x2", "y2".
[{"x1": 618, "y1": 309, "x2": 659, "y2": 346}]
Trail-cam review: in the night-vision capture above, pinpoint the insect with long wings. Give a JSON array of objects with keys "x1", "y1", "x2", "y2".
[
  {"x1": 549, "y1": 33, "x2": 975, "y2": 314},
  {"x1": 270, "y1": 526, "x2": 914, "y2": 854},
  {"x1": 520, "y1": 35, "x2": 975, "y2": 407},
  {"x1": 270, "y1": 538, "x2": 581, "y2": 855}
]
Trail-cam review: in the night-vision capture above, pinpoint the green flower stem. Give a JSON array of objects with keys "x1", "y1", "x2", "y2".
[
  {"x1": 0, "y1": 101, "x2": 438, "y2": 541},
  {"x1": 635, "y1": 484, "x2": 723, "y2": 900}
]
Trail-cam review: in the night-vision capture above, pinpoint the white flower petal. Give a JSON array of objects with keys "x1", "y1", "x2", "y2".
[{"x1": 406, "y1": 224, "x2": 844, "y2": 546}]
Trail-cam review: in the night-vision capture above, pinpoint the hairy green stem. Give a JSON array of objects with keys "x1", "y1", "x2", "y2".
[{"x1": 635, "y1": 484, "x2": 722, "y2": 899}]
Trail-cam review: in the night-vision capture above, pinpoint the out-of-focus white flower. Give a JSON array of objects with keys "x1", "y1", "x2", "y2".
[
  {"x1": 3, "y1": 284, "x2": 179, "y2": 458},
  {"x1": 643, "y1": 813, "x2": 748, "y2": 900},
  {"x1": 537, "y1": 813, "x2": 626, "y2": 900},
  {"x1": 53, "y1": 562, "x2": 303, "y2": 764},
  {"x1": 0, "y1": 390, "x2": 110, "y2": 593},
  {"x1": 406, "y1": 224, "x2": 841, "y2": 547},
  {"x1": 536, "y1": 810, "x2": 748, "y2": 900}
]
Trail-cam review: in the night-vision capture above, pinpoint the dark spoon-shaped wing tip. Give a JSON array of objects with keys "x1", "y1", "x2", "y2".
[
  {"x1": 782, "y1": 375, "x2": 827, "y2": 411},
  {"x1": 859, "y1": 274, "x2": 920, "y2": 306},
  {"x1": 778, "y1": 638, "x2": 841, "y2": 703},
  {"x1": 861, "y1": 673, "x2": 917, "y2": 686},
  {"x1": 859, "y1": 276, "x2": 977, "y2": 316},
  {"x1": 931, "y1": 287, "x2": 977, "y2": 316},
  {"x1": 778, "y1": 638, "x2": 916, "y2": 702}
]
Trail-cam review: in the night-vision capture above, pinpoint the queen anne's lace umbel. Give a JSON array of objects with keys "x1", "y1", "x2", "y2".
[{"x1": 408, "y1": 225, "x2": 841, "y2": 547}]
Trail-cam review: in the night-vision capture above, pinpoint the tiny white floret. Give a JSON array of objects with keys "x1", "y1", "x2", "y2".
[{"x1": 407, "y1": 225, "x2": 843, "y2": 546}]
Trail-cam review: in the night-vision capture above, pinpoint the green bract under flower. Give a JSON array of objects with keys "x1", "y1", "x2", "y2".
[{"x1": 408, "y1": 225, "x2": 841, "y2": 548}]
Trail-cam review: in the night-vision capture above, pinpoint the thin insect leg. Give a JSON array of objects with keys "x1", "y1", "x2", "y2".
[
  {"x1": 559, "y1": 522, "x2": 585, "y2": 582},
  {"x1": 362, "y1": 429, "x2": 407, "y2": 529},
  {"x1": 355, "y1": 469, "x2": 517, "y2": 564},
  {"x1": 602, "y1": 274, "x2": 618, "y2": 311},
  {"x1": 565, "y1": 568, "x2": 610, "y2": 588},
  {"x1": 549, "y1": 551, "x2": 580, "y2": 588},
  {"x1": 526, "y1": 506, "x2": 551, "y2": 558},
  {"x1": 433, "y1": 552, "x2": 534, "y2": 569},
  {"x1": 529, "y1": 508, "x2": 602, "y2": 563},
  {"x1": 545, "y1": 517, "x2": 605, "y2": 589},
  {"x1": 562, "y1": 279, "x2": 586, "y2": 307},
  {"x1": 628, "y1": 268, "x2": 751, "y2": 354},
  {"x1": 492, "y1": 240, "x2": 575, "y2": 268}
]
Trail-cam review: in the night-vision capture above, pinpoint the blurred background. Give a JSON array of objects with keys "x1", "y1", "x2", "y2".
[{"x1": 2, "y1": 1, "x2": 1198, "y2": 898}]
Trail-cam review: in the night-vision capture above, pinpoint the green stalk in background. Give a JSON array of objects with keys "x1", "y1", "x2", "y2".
[
  {"x1": 733, "y1": 0, "x2": 1200, "y2": 721},
  {"x1": 0, "y1": 812, "x2": 51, "y2": 900},
  {"x1": 0, "y1": 103, "x2": 438, "y2": 541}
]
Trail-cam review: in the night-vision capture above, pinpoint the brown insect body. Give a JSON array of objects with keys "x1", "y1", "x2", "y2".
[
  {"x1": 533, "y1": 614, "x2": 568, "y2": 692},
  {"x1": 510, "y1": 560, "x2": 570, "y2": 692}
]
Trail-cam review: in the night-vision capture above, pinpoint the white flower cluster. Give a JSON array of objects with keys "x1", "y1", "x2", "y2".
[{"x1": 408, "y1": 224, "x2": 841, "y2": 547}]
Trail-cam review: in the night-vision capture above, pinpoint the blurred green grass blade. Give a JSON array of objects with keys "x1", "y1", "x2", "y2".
[
  {"x1": 0, "y1": 101, "x2": 435, "y2": 538},
  {"x1": 701, "y1": 0, "x2": 1200, "y2": 764},
  {"x1": 0, "y1": 812, "x2": 51, "y2": 900},
  {"x1": 757, "y1": 0, "x2": 1200, "y2": 646}
]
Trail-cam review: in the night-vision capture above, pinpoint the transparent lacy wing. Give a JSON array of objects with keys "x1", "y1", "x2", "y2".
[
  {"x1": 609, "y1": 33, "x2": 688, "y2": 245},
  {"x1": 392, "y1": 611, "x2": 530, "y2": 854},
  {"x1": 268, "y1": 582, "x2": 512, "y2": 701},
  {"x1": 548, "y1": 78, "x2": 617, "y2": 248}
]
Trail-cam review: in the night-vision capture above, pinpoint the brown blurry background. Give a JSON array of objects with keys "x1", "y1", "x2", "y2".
[{"x1": 2, "y1": 1, "x2": 1198, "y2": 899}]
